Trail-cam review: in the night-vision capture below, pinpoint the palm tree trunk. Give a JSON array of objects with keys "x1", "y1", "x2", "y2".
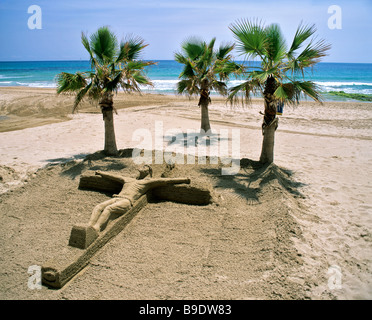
[
  {"x1": 259, "y1": 77, "x2": 278, "y2": 164},
  {"x1": 200, "y1": 102, "x2": 211, "y2": 133},
  {"x1": 259, "y1": 117, "x2": 278, "y2": 164},
  {"x1": 100, "y1": 96, "x2": 118, "y2": 156},
  {"x1": 199, "y1": 87, "x2": 211, "y2": 133}
]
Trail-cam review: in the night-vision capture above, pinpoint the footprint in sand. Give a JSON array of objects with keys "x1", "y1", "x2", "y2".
[{"x1": 321, "y1": 187, "x2": 336, "y2": 194}]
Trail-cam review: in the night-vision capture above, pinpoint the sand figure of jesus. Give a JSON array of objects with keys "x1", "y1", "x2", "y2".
[{"x1": 69, "y1": 170, "x2": 190, "y2": 249}]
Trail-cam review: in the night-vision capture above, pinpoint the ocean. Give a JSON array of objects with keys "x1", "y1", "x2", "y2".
[{"x1": 0, "y1": 60, "x2": 371, "y2": 101}]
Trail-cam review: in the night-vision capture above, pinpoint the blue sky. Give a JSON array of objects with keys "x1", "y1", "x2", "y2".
[{"x1": 0, "y1": 0, "x2": 371, "y2": 62}]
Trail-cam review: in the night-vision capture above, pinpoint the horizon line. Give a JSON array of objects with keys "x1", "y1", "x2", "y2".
[{"x1": 1, "y1": 59, "x2": 372, "y2": 65}]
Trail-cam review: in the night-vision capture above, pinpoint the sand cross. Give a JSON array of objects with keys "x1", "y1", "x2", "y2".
[
  {"x1": 69, "y1": 170, "x2": 190, "y2": 249},
  {"x1": 42, "y1": 167, "x2": 212, "y2": 289}
]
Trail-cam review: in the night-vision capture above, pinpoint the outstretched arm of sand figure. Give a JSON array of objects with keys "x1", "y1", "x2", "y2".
[
  {"x1": 95, "y1": 170, "x2": 131, "y2": 184},
  {"x1": 118, "y1": 177, "x2": 191, "y2": 203},
  {"x1": 137, "y1": 177, "x2": 191, "y2": 191}
]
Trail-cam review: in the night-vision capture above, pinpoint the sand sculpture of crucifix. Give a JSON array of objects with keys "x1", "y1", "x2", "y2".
[
  {"x1": 42, "y1": 165, "x2": 211, "y2": 288},
  {"x1": 69, "y1": 169, "x2": 191, "y2": 249}
]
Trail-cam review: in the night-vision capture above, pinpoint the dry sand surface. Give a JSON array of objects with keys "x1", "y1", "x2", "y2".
[{"x1": 0, "y1": 87, "x2": 371, "y2": 300}]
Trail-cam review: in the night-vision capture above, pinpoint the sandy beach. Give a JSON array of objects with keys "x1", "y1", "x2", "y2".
[{"x1": 0, "y1": 87, "x2": 371, "y2": 300}]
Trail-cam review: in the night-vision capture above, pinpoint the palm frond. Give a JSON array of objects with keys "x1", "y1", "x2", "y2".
[
  {"x1": 119, "y1": 79, "x2": 133, "y2": 92},
  {"x1": 56, "y1": 72, "x2": 87, "y2": 94},
  {"x1": 179, "y1": 60, "x2": 196, "y2": 79},
  {"x1": 296, "y1": 38, "x2": 331, "y2": 69},
  {"x1": 81, "y1": 32, "x2": 91, "y2": 55},
  {"x1": 202, "y1": 38, "x2": 215, "y2": 67},
  {"x1": 229, "y1": 18, "x2": 267, "y2": 60},
  {"x1": 250, "y1": 68, "x2": 277, "y2": 83},
  {"x1": 273, "y1": 84, "x2": 289, "y2": 102},
  {"x1": 288, "y1": 22, "x2": 316, "y2": 57},
  {"x1": 215, "y1": 61, "x2": 244, "y2": 80},
  {"x1": 228, "y1": 79, "x2": 262, "y2": 105},
  {"x1": 125, "y1": 60, "x2": 150, "y2": 72},
  {"x1": 174, "y1": 52, "x2": 188, "y2": 65},
  {"x1": 73, "y1": 82, "x2": 92, "y2": 113},
  {"x1": 181, "y1": 37, "x2": 205, "y2": 60},
  {"x1": 264, "y1": 23, "x2": 287, "y2": 63},
  {"x1": 285, "y1": 23, "x2": 330, "y2": 75},
  {"x1": 295, "y1": 80, "x2": 323, "y2": 102},
  {"x1": 117, "y1": 34, "x2": 147, "y2": 62},
  {"x1": 176, "y1": 79, "x2": 189, "y2": 94},
  {"x1": 274, "y1": 81, "x2": 323, "y2": 104},
  {"x1": 177, "y1": 79, "x2": 199, "y2": 95},
  {"x1": 207, "y1": 37, "x2": 216, "y2": 51},
  {"x1": 105, "y1": 70, "x2": 123, "y2": 93},
  {"x1": 87, "y1": 83, "x2": 102, "y2": 101},
  {"x1": 216, "y1": 42, "x2": 235, "y2": 60},
  {"x1": 132, "y1": 72, "x2": 152, "y2": 86},
  {"x1": 211, "y1": 80, "x2": 227, "y2": 96},
  {"x1": 81, "y1": 32, "x2": 98, "y2": 69},
  {"x1": 90, "y1": 26, "x2": 118, "y2": 65}
]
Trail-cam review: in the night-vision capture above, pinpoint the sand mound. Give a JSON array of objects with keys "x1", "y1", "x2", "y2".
[
  {"x1": 1, "y1": 87, "x2": 371, "y2": 299},
  {"x1": 0, "y1": 165, "x2": 20, "y2": 184},
  {"x1": 0, "y1": 149, "x2": 316, "y2": 300},
  {"x1": 0, "y1": 165, "x2": 36, "y2": 194}
]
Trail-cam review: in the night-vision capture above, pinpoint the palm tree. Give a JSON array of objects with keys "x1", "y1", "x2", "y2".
[
  {"x1": 229, "y1": 19, "x2": 330, "y2": 164},
  {"x1": 175, "y1": 37, "x2": 242, "y2": 133},
  {"x1": 56, "y1": 26, "x2": 155, "y2": 155}
]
